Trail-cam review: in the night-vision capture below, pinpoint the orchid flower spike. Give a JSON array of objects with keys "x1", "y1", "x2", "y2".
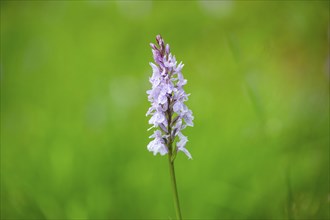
[{"x1": 146, "y1": 35, "x2": 194, "y2": 160}]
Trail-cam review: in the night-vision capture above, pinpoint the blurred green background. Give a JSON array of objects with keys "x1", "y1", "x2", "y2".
[{"x1": 1, "y1": 1, "x2": 329, "y2": 219}]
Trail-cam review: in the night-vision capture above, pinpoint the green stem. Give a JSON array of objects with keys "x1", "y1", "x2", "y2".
[
  {"x1": 166, "y1": 96, "x2": 182, "y2": 219},
  {"x1": 168, "y1": 154, "x2": 182, "y2": 220}
]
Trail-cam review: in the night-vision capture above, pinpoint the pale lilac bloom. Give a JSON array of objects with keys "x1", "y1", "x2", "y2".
[
  {"x1": 146, "y1": 35, "x2": 194, "y2": 159},
  {"x1": 147, "y1": 130, "x2": 168, "y2": 156},
  {"x1": 177, "y1": 132, "x2": 192, "y2": 159}
]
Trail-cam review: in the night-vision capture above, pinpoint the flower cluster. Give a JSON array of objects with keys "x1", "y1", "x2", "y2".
[{"x1": 146, "y1": 35, "x2": 194, "y2": 159}]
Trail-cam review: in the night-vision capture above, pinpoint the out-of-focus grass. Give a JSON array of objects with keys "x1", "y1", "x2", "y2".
[{"x1": 1, "y1": 1, "x2": 329, "y2": 219}]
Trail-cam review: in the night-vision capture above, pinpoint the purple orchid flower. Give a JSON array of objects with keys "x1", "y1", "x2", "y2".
[{"x1": 146, "y1": 35, "x2": 194, "y2": 160}]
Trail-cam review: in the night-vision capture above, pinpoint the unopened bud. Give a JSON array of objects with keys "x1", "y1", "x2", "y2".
[
  {"x1": 150, "y1": 43, "x2": 157, "y2": 50},
  {"x1": 165, "y1": 44, "x2": 170, "y2": 54}
]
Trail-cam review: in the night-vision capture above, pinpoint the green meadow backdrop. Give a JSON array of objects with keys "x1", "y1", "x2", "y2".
[{"x1": 1, "y1": 1, "x2": 329, "y2": 219}]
